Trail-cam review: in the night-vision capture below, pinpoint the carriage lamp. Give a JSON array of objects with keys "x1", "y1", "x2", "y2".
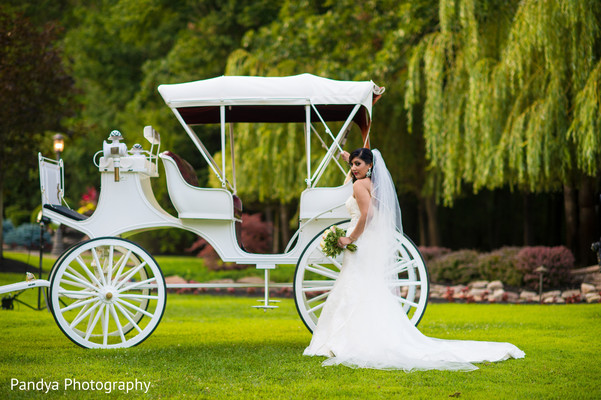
[
  {"x1": 53, "y1": 134, "x2": 65, "y2": 160},
  {"x1": 535, "y1": 265, "x2": 547, "y2": 304},
  {"x1": 103, "y1": 130, "x2": 128, "y2": 181}
]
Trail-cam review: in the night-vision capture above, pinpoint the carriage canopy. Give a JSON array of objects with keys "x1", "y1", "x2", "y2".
[{"x1": 158, "y1": 74, "x2": 384, "y2": 189}]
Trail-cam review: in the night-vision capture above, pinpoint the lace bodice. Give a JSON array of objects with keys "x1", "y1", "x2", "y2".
[{"x1": 345, "y1": 196, "x2": 361, "y2": 224}]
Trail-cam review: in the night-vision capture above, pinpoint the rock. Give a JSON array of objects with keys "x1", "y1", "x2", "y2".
[
  {"x1": 581, "y1": 283, "x2": 596, "y2": 294},
  {"x1": 469, "y1": 280, "x2": 489, "y2": 289},
  {"x1": 555, "y1": 297, "x2": 566, "y2": 304},
  {"x1": 520, "y1": 290, "x2": 537, "y2": 300},
  {"x1": 543, "y1": 296, "x2": 556, "y2": 304},
  {"x1": 490, "y1": 289, "x2": 505, "y2": 302},
  {"x1": 542, "y1": 290, "x2": 561, "y2": 300},
  {"x1": 487, "y1": 280, "x2": 504, "y2": 290},
  {"x1": 505, "y1": 292, "x2": 519, "y2": 303},
  {"x1": 237, "y1": 276, "x2": 264, "y2": 284},
  {"x1": 208, "y1": 278, "x2": 235, "y2": 283},
  {"x1": 472, "y1": 295, "x2": 483, "y2": 302},
  {"x1": 585, "y1": 293, "x2": 601, "y2": 303},
  {"x1": 401, "y1": 286, "x2": 409, "y2": 298},
  {"x1": 561, "y1": 289, "x2": 581, "y2": 299},
  {"x1": 468, "y1": 288, "x2": 487, "y2": 297},
  {"x1": 165, "y1": 275, "x2": 187, "y2": 285}
]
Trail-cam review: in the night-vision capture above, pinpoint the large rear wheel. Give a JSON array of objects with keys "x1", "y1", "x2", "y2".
[{"x1": 293, "y1": 222, "x2": 429, "y2": 332}]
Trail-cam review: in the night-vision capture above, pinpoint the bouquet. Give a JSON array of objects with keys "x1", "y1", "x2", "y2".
[{"x1": 320, "y1": 226, "x2": 357, "y2": 258}]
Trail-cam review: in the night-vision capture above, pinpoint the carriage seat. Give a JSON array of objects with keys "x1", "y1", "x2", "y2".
[
  {"x1": 43, "y1": 204, "x2": 88, "y2": 221},
  {"x1": 160, "y1": 151, "x2": 242, "y2": 220},
  {"x1": 38, "y1": 154, "x2": 89, "y2": 221}
]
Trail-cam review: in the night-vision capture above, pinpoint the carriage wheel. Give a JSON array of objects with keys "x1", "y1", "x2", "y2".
[
  {"x1": 48, "y1": 237, "x2": 166, "y2": 348},
  {"x1": 293, "y1": 222, "x2": 429, "y2": 333}
]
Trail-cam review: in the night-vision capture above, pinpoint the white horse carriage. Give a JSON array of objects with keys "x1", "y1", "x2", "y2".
[{"x1": 1, "y1": 74, "x2": 429, "y2": 348}]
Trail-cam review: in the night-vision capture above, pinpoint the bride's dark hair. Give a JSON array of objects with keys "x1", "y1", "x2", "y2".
[{"x1": 349, "y1": 148, "x2": 374, "y2": 182}]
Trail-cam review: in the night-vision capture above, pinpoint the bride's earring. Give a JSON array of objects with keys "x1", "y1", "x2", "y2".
[{"x1": 366, "y1": 168, "x2": 372, "y2": 177}]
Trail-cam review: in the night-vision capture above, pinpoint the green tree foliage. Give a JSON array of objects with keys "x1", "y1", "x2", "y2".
[
  {"x1": 406, "y1": 0, "x2": 601, "y2": 202},
  {"x1": 0, "y1": 8, "x2": 75, "y2": 259}
]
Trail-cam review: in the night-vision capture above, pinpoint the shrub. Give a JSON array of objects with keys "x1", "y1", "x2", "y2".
[
  {"x1": 477, "y1": 247, "x2": 523, "y2": 287},
  {"x1": 515, "y1": 246, "x2": 575, "y2": 290},
  {"x1": 3, "y1": 219, "x2": 14, "y2": 236},
  {"x1": 4, "y1": 223, "x2": 52, "y2": 250},
  {"x1": 428, "y1": 250, "x2": 480, "y2": 284},
  {"x1": 187, "y1": 213, "x2": 272, "y2": 270},
  {"x1": 418, "y1": 246, "x2": 452, "y2": 263}
]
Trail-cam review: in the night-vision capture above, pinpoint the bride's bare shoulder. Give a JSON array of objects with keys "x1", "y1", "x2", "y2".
[{"x1": 353, "y1": 178, "x2": 372, "y2": 194}]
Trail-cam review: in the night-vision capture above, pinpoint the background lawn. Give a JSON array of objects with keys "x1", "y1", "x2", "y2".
[{"x1": 0, "y1": 281, "x2": 600, "y2": 399}]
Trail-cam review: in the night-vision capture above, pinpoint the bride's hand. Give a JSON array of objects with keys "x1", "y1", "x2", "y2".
[
  {"x1": 340, "y1": 151, "x2": 350, "y2": 163},
  {"x1": 338, "y1": 237, "x2": 353, "y2": 248}
]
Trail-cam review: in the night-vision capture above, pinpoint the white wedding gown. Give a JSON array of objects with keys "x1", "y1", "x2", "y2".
[{"x1": 304, "y1": 196, "x2": 525, "y2": 371}]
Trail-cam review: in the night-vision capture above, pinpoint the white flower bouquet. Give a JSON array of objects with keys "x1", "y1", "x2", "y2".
[{"x1": 320, "y1": 225, "x2": 357, "y2": 258}]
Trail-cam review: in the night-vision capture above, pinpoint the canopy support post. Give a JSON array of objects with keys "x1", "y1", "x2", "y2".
[
  {"x1": 305, "y1": 104, "x2": 311, "y2": 187},
  {"x1": 229, "y1": 122, "x2": 236, "y2": 194},
  {"x1": 311, "y1": 104, "x2": 361, "y2": 187},
  {"x1": 170, "y1": 109, "x2": 229, "y2": 188},
  {"x1": 220, "y1": 105, "x2": 226, "y2": 188}
]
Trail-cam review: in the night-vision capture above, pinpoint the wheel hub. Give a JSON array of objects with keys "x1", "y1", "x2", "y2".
[{"x1": 99, "y1": 286, "x2": 117, "y2": 304}]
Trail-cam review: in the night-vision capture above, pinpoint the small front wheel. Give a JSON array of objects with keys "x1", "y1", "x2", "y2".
[{"x1": 48, "y1": 237, "x2": 166, "y2": 348}]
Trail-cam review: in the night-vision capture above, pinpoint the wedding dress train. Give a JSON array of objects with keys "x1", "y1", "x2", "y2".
[{"x1": 303, "y1": 195, "x2": 525, "y2": 371}]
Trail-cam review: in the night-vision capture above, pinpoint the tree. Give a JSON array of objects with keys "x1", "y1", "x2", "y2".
[
  {"x1": 0, "y1": 8, "x2": 74, "y2": 261},
  {"x1": 405, "y1": 0, "x2": 601, "y2": 263}
]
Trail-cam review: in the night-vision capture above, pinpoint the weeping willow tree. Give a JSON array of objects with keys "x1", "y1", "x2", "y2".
[{"x1": 406, "y1": 0, "x2": 601, "y2": 262}]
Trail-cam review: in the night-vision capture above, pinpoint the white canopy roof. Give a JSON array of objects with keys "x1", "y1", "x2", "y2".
[
  {"x1": 158, "y1": 74, "x2": 384, "y2": 129},
  {"x1": 159, "y1": 73, "x2": 383, "y2": 111}
]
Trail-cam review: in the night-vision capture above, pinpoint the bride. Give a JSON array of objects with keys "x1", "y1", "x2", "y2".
[{"x1": 303, "y1": 148, "x2": 525, "y2": 371}]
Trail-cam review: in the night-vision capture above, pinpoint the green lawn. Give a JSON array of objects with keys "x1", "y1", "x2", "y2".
[{"x1": 0, "y1": 282, "x2": 600, "y2": 399}]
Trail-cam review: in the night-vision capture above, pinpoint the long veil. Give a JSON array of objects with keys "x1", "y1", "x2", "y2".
[{"x1": 367, "y1": 149, "x2": 403, "y2": 237}]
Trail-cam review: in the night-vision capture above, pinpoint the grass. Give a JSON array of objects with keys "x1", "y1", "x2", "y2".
[
  {"x1": 1, "y1": 252, "x2": 600, "y2": 399},
  {"x1": 1, "y1": 284, "x2": 600, "y2": 399}
]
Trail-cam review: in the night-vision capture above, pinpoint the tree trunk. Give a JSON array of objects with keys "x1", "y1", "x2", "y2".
[
  {"x1": 425, "y1": 195, "x2": 440, "y2": 246},
  {"x1": 272, "y1": 205, "x2": 280, "y2": 253},
  {"x1": 578, "y1": 176, "x2": 598, "y2": 266},
  {"x1": 563, "y1": 184, "x2": 579, "y2": 262},
  {"x1": 279, "y1": 203, "x2": 290, "y2": 252},
  {"x1": 523, "y1": 192, "x2": 534, "y2": 246},
  {"x1": 417, "y1": 197, "x2": 426, "y2": 246}
]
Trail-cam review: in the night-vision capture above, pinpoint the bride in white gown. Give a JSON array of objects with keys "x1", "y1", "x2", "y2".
[{"x1": 304, "y1": 148, "x2": 525, "y2": 371}]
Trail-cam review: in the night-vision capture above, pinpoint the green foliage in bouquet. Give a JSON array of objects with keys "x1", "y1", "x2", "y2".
[{"x1": 320, "y1": 226, "x2": 357, "y2": 258}]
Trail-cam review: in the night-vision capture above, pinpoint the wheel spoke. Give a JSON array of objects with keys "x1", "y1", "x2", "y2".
[
  {"x1": 66, "y1": 266, "x2": 93, "y2": 285},
  {"x1": 102, "y1": 305, "x2": 110, "y2": 346},
  {"x1": 91, "y1": 248, "x2": 107, "y2": 286},
  {"x1": 63, "y1": 272, "x2": 98, "y2": 291},
  {"x1": 117, "y1": 298, "x2": 154, "y2": 318},
  {"x1": 61, "y1": 296, "x2": 98, "y2": 313},
  {"x1": 302, "y1": 283, "x2": 335, "y2": 292},
  {"x1": 118, "y1": 294, "x2": 159, "y2": 300},
  {"x1": 58, "y1": 278, "x2": 91, "y2": 290},
  {"x1": 307, "y1": 301, "x2": 326, "y2": 315},
  {"x1": 106, "y1": 245, "x2": 114, "y2": 287},
  {"x1": 69, "y1": 301, "x2": 101, "y2": 329},
  {"x1": 389, "y1": 259, "x2": 415, "y2": 275},
  {"x1": 117, "y1": 277, "x2": 157, "y2": 293},
  {"x1": 114, "y1": 302, "x2": 142, "y2": 333},
  {"x1": 115, "y1": 261, "x2": 147, "y2": 290},
  {"x1": 109, "y1": 304, "x2": 126, "y2": 343},
  {"x1": 58, "y1": 289, "x2": 96, "y2": 298},
  {"x1": 307, "y1": 290, "x2": 331, "y2": 303},
  {"x1": 388, "y1": 279, "x2": 421, "y2": 287},
  {"x1": 395, "y1": 296, "x2": 418, "y2": 308},
  {"x1": 111, "y1": 250, "x2": 131, "y2": 285},
  {"x1": 305, "y1": 264, "x2": 339, "y2": 280},
  {"x1": 84, "y1": 304, "x2": 104, "y2": 340},
  {"x1": 75, "y1": 255, "x2": 103, "y2": 288}
]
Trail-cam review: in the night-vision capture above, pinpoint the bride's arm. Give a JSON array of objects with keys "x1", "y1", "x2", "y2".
[{"x1": 338, "y1": 180, "x2": 371, "y2": 247}]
